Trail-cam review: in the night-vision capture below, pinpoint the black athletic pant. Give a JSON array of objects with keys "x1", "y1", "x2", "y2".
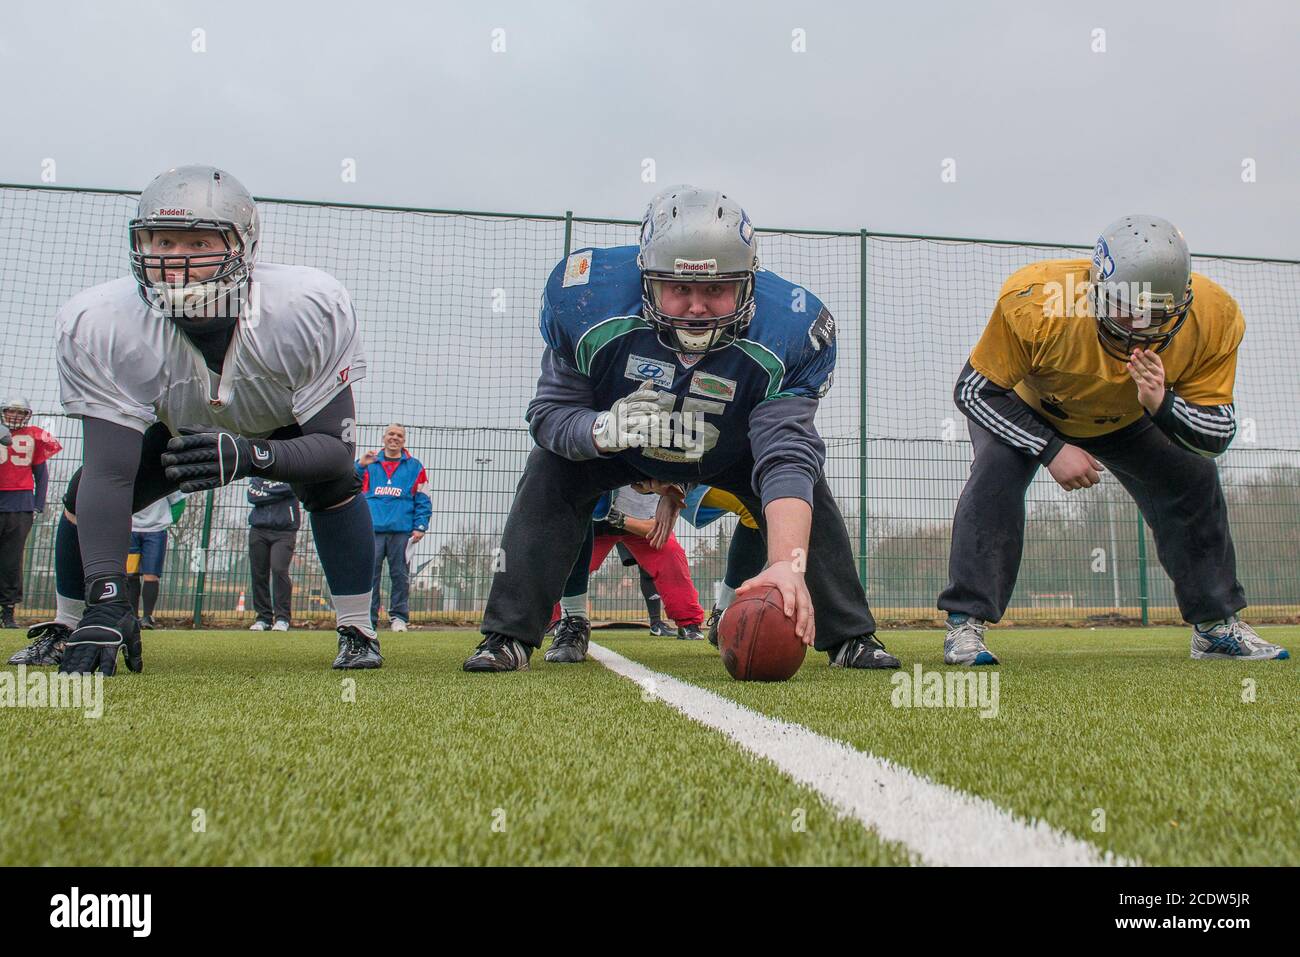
[
  {"x1": 249, "y1": 527, "x2": 296, "y2": 623},
  {"x1": 481, "y1": 447, "x2": 876, "y2": 652},
  {"x1": 0, "y1": 511, "x2": 34, "y2": 606},
  {"x1": 939, "y1": 417, "x2": 1245, "y2": 625}
]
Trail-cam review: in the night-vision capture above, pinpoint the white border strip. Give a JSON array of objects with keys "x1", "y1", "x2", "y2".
[{"x1": 588, "y1": 641, "x2": 1135, "y2": 867}]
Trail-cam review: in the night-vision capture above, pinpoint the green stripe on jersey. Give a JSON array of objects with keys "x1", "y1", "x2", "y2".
[
  {"x1": 733, "y1": 339, "x2": 786, "y2": 400},
  {"x1": 574, "y1": 316, "x2": 651, "y2": 375}
]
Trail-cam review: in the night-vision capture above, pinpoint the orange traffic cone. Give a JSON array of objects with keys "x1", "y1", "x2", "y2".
[{"x1": 236, "y1": 591, "x2": 246, "y2": 613}]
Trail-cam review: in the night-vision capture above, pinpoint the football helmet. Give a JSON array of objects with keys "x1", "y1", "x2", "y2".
[
  {"x1": 1, "y1": 396, "x2": 32, "y2": 430},
  {"x1": 638, "y1": 185, "x2": 758, "y2": 354},
  {"x1": 129, "y1": 165, "x2": 260, "y2": 331},
  {"x1": 1089, "y1": 215, "x2": 1193, "y2": 360}
]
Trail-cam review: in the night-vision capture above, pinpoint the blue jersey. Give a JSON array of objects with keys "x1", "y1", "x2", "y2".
[{"x1": 537, "y1": 245, "x2": 836, "y2": 485}]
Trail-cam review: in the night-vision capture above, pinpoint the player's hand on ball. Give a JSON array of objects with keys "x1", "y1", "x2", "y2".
[
  {"x1": 162, "y1": 429, "x2": 275, "y2": 492},
  {"x1": 1128, "y1": 348, "x2": 1167, "y2": 414},
  {"x1": 736, "y1": 560, "x2": 815, "y2": 646},
  {"x1": 1047, "y1": 443, "x2": 1105, "y2": 491},
  {"x1": 59, "y1": 576, "x2": 142, "y2": 677},
  {"x1": 592, "y1": 388, "x2": 671, "y2": 453}
]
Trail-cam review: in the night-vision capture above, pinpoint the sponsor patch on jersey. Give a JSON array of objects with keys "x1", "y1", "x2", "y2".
[
  {"x1": 562, "y1": 251, "x2": 593, "y2": 287},
  {"x1": 739, "y1": 211, "x2": 755, "y2": 247},
  {"x1": 690, "y1": 371, "x2": 737, "y2": 402},
  {"x1": 808, "y1": 305, "x2": 836, "y2": 351},
  {"x1": 818, "y1": 370, "x2": 834, "y2": 398},
  {"x1": 674, "y1": 258, "x2": 717, "y2": 276},
  {"x1": 642, "y1": 447, "x2": 702, "y2": 464},
  {"x1": 625, "y1": 354, "x2": 675, "y2": 389}
]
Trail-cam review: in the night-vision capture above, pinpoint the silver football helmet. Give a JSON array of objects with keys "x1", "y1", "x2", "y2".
[
  {"x1": 1, "y1": 396, "x2": 32, "y2": 430},
  {"x1": 638, "y1": 185, "x2": 758, "y2": 354},
  {"x1": 1089, "y1": 214, "x2": 1193, "y2": 359},
  {"x1": 129, "y1": 165, "x2": 260, "y2": 331}
]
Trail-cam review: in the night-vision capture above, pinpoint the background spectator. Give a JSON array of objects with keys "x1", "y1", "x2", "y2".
[
  {"x1": 247, "y1": 478, "x2": 301, "y2": 632},
  {"x1": 127, "y1": 491, "x2": 186, "y2": 629},
  {"x1": 358, "y1": 423, "x2": 430, "y2": 631},
  {"x1": 0, "y1": 397, "x2": 61, "y2": 629}
]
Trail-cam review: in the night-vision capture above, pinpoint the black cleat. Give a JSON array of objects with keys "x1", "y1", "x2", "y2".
[
  {"x1": 7, "y1": 621, "x2": 70, "y2": 666},
  {"x1": 1, "y1": 606, "x2": 16, "y2": 630},
  {"x1": 706, "y1": 606, "x2": 722, "y2": 648},
  {"x1": 140, "y1": 615, "x2": 158, "y2": 630},
  {"x1": 464, "y1": 633, "x2": 531, "y2": 672},
  {"x1": 648, "y1": 620, "x2": 675, "y2": 637},
  {"x1": 829, "y1": 634, "x2": 900, "y2": 670},
  {"x1": 677, "y1": 624, "x2": 704, "y2": 641},
  {"x1": 332, "y1": 626, "x2": 383, "y2": 669},
  {"x1": 543, "y1": 615, "x2": 590, "y2": 663}
]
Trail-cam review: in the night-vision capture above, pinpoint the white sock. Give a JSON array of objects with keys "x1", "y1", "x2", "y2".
[
  {"x1": 332, "y1": 592, "x2": 376, "y2": 638},
  {"x1": 560, "y1": 594, "x2": 589, "y2": 620},
  {"x1": 55, "y1": 593, "x2": 85, "y2": 628},
  {"x1": 715, "y1": 582, "x2": 737, "y2": 611}
]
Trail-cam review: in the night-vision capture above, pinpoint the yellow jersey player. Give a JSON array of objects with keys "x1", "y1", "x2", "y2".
[{"x1": 939, "y1": 215, "x2": 1288, "y2": 665}]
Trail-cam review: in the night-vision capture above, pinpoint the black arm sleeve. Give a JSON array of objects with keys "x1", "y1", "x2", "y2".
[
  {"x1": 1149, "y1": 391, "x2": 1236, "y2": 458},
  {"x1": 953, "y1": 361, "x2": 1064, "y2": 465},
  {"x1": 525, "y1": 347, "x2": 602, "y2": 460},
  {"x1": 77, "y1": 417, "x2": 144, "y2": 582},
  {"x1": 264, "y1": 388, "x2": 357, "y2": 483},
  {"x1": 32, "y1": 461, "x2": 49, "y2": 511},
  {"x1": 748, "y1": 396, "x2": 826, "y2": 509}
]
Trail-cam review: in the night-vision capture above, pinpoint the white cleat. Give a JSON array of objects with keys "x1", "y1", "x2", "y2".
[
  {"x1": 1191, "y1": 616, "x2": 1290, "y2": 660},
  {"x1": 944, "y1": 617, "x2": 1000, "y2": 666},
  {"x1": 249, "y1": 620, "x2": 270, "y2": 632},
  {"x1": 390, "y1": 618, "x2": 408, "y2": 633},
  {"x1": 271, "y1": 620, "x2": 290, "y2": 632}
]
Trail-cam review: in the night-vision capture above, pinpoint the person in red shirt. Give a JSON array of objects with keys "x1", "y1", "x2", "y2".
[{"x1": 0, "y1": 398, "x2": 62, "y2": 628}]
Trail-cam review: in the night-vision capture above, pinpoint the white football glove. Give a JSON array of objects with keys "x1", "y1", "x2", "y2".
[{"x1": 593, "y1": 388, "x2": 670, "y2": 453}]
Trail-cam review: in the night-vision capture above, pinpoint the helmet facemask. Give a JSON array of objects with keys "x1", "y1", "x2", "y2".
[
  {"x1": 641, "y1": 272, "x2": 755, "y2": 355},
  {"x1": 130, "y1": 220, "x2": 254, "y2": 331},
  {"x1": 1090, "y1": 279, "x2": 1193, "y2": 360},
  {"x1": 1, "y1": 406, "x2": 31, "y2": 430}
]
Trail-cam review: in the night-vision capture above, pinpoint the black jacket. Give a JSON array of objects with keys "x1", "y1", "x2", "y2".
[{"x1": 247, "y1": 479, "x2": 301, "y2": 531}]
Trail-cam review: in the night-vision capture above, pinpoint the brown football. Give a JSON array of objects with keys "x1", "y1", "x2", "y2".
[{"x1": 717, "y1": 586, "x2": 806, "y2": 682}]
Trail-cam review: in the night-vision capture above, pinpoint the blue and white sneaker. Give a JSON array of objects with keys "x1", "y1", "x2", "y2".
[
  {"x1": 1191, "y1": 616, "x2": 1290, "y2": 660},
  {"x1": 943, "y1": 616, "x2": 999, "y2": 666}
]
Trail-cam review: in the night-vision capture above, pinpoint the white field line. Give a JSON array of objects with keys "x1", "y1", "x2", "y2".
[{"x1": 587, "y1": 641, "x2": 1136, "y2": 868}]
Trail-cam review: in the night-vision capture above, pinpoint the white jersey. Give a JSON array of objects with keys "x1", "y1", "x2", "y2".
[
  {"x1": 56, "y1": 262, "x2": 366, "y2": 437},
  {"x1": 132, "y1": 491, "x2": 185, "y2": 533}
]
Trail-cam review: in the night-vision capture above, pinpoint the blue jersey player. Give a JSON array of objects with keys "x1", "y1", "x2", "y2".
[{"x1": 463, "y1": 186, "x2": 900, "y2": 672}]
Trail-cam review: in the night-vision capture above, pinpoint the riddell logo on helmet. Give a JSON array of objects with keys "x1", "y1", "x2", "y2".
[
  {"x1": 157, "y1": 208, "x2": 192, "y2": 216},
  {"x1": 674, "y1": 259, "x2": 717, "y2": 276}
]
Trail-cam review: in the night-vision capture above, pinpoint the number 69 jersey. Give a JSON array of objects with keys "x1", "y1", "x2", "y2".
[
  {"x1": 536, "y1": 245, "x2": 836, "y2": 484},
  {"x1": 55, "y1": 262, "x2": 366, "y2": 438}
]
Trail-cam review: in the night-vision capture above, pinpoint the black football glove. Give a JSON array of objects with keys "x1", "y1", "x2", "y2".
[
  {"x1": 59, "y1": 576, "x2": 143, "y2": 676},
  {"x1": 161, "y1": 429, "x2": 275, "y2": 492}
]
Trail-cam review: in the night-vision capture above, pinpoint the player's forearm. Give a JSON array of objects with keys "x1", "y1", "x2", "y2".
[
  {"x1": 76, "y1": 417, "x2": 142, "y2": 581},
  {"x1": 265, "y1": 388, "x2": 356, "y2": 482},
  {"x1": 748, "y1": 397, "x2": 825, "y2": 509},
  {"x1": 763, "y1": 497, "x2": 811, "y2": 567},
  {"x1": 954, "y1": 361, "x2": 1064, "y2": 465},
  {"x1": 525, "y1": 347, "x2": 602, "y2": 460},
  {"x1": 32, "y1": 461, "x2": 49, "y2": 510},
  {"x1": 1150, "y1": 391, "x2": 1236, "y2": 458},
  {"x1": 621, "y1": 516, "x2": 655, "y2": 538}
]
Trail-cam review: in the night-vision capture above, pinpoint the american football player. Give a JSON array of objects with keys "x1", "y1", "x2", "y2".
[
  {"x1": 0, "y1": 397, "x2": 61, "y2": 633},
  {"x1": 940, "y1": 215, "x2": 1288, "y2": 664},
  {"x1": 11, "y1": 165, "x2": 382, "y2": 674},
  {"x1": 464, "y1": 185, "x2": 898, "y2": 672}
]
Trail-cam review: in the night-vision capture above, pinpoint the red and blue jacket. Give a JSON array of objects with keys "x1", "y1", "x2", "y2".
[{"x1": 356, "y1": 451, "x2": 432, "y2": 534}]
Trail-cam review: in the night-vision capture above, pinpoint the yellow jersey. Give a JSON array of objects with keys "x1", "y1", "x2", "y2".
[{"x1": 968, "y1": 259, "x2": 1243, "y2": 439}]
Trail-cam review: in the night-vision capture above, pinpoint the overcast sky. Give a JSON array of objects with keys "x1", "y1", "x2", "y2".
[{"x1": 2, "y1": 0, "x2": 1297, "y2": 257}]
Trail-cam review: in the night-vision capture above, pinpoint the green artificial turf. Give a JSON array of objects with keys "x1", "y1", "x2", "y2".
[
  {"x1": 596, "y1": 626, "x2": 1299, "y2": 866},
  {"x1": 0, "y1": 630, "x2": 911, "y2": 866}
]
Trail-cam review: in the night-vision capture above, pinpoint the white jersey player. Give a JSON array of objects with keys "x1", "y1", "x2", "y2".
[{"x1": 12, "y1": 165, "x2": 385, "y2": 675}]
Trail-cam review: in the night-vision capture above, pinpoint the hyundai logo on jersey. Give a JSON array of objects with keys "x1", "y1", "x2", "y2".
[{"x1": 625, "y1": 354, "x2": 674, "y2": 388}]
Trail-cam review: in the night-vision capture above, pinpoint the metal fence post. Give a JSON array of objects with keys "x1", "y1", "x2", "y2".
[
  {"x1": 858, "y1": 229, "x2": 869, "y2": 588},
  {"x1": 1136, "y1": 510, "x2": 1149, "y2": 625},
  {"x1": 563, "y1": 210, "x2": 573, "y2": 257},
  {"x1": 191, "y1": 490, "x2": 215, "y2": 628}
]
